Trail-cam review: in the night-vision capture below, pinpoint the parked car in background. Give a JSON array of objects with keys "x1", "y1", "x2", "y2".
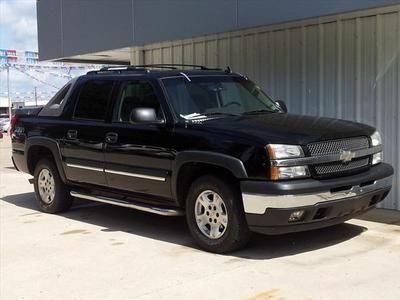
[
  {"x1": 0, "y1": 114, "x2": 9, "y2": 126},
  {"x1": 11, "y1": 64, "x2": 393, "y2": 253},
  {"x1": 14, "y1": 106, "x2": 43, "y2": 116},
  {"x1": 1, "y1": 119, "x2": 10, "y2": 132}
]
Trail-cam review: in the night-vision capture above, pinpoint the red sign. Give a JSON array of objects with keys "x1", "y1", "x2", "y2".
[{"x1": 6, "y1": 50, "x2": 17, "y2": 57}]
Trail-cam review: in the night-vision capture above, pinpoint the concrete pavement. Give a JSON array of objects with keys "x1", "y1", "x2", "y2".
[{"x1": 1, "y1": 136, "x2": 399, "y2": 300}]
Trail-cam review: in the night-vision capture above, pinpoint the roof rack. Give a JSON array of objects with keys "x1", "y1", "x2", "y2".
[
  {"x1": 134, "y1": 64, "x2": 221, "y2": 70},
  {"x1": 86, "y1": 64, "x2": 222, "y2": 75}
]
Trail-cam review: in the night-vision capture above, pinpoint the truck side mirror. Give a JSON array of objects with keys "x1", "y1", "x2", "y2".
[
  {"x1": 275, "y1": 100, "x2": 288, "y2": 113},
  {"x1": 129, "y1": 108, "x2": 165, "y2": 125}
]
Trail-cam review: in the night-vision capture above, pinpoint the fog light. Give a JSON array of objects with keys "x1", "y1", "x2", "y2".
[
  {"x1": 289, "y1": 210, "x2": 305, "y2": 222},
  {"x1": 372, "y1": 152, "x2": 382, "y2": 165}
]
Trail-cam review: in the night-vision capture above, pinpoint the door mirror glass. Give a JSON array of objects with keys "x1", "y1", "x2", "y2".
[
  {"x1": 275, "y1": 100, "x2": 288, "y2": 113},
  {"x1": 129, "y1": 108, "x2": 165, "y2": 125}
]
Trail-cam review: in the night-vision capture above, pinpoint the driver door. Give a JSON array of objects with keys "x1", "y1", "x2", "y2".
[{"x1": 103, "y1": 80, "x2": 174, "y2": 202}]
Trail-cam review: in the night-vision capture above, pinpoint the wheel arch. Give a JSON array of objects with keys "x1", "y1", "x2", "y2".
[
  {"x1": 171, "y1": 151, "x2": 248, "y2": 206},
  {"x1": 26, "y1": 137, "x2": 67, "y2": 183}
]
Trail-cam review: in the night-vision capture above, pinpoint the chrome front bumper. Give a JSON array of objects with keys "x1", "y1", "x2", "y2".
[{"x1": 242, "y1": 176, "x2": 393, "y2": 215}]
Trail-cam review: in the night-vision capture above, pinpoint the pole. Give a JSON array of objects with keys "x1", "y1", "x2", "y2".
[
  {"x1": 7, "y1": 64, "x2": 11, "y2": 118},
  {"x1": 34, "y1": 86, "x2": 37, "y2": 106}
]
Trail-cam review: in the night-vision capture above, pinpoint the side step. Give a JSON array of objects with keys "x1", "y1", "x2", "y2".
[{"x1": 70, "y1": 191, "x2": 184, "y2": 216}]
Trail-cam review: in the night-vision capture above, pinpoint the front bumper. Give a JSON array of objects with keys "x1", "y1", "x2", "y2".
[{"x1": 241, "y1": 163, "x2": 393, "y2": 235}]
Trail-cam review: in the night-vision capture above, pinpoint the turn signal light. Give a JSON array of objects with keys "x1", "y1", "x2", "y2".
[{"x1": 270, "y1": 166, "x2": 310, "y2": 180}]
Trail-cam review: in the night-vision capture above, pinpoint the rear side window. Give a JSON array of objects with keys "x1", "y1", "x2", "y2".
[
  {"x1": 39, "y1": 81, "x2": 73, "y2": 117},
  {"x1": 74, "y1": 80, "x2": 113, "y2": 121},
  {"x1": 51, "y1": 83, "x2": 71, "y2": 106}
]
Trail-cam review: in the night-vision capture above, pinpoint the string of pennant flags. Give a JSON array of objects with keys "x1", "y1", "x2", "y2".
[
  {"x1": 0, "y1": 61, "x2": 100, "y2": 71},
  {"x1": 0, "y1": 90, "x2": 57, "y2": 95},
  {"x1": 0, "y1": 61, "x2": 104, "y2": 102},
  {"x1": 12, "y1": 66, "x2": 61, "y2": 89},
  {"x1": 32, "y1": 68, "x2": 73, "y2": 79}
]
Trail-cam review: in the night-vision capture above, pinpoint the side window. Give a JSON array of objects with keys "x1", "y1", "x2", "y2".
[
  {"x1": 38, "y1": 82, "x2": 72, "y2": 117},
  {"x1": 74, "y1": 80, "x2": 113, "y2": 121},
  {"x1": 51, "y1": 83, "x2": 71, "y2": 107},
  {"x1": 112, "y1": 81, "x2": 162, "y2": 122}
]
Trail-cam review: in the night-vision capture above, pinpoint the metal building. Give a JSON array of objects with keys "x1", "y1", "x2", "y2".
[{"x1": 37, "y1": 1, "x2": 399, "y2": 209}]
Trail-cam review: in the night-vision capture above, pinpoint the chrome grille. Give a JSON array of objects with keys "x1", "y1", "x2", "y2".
[
  {"x1": 307, "y1": 137, "x2": 371, "y2": 177},
  {"x1": 308, "y1": 137, "x2": 370, "y2": 156},
  {"x1": 314, "y1": 158, "x2": 370, "y2": 175}
]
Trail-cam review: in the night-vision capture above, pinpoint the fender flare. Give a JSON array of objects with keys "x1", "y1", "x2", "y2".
[
  {"x1": 171, "y1": 151, "x2": 248, "y2": 200},
  {"x1": 25, "y1": 137, "x2": 67, "y2": 183}
]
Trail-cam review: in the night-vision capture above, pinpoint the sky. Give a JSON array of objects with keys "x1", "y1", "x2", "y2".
[
  {"x1": 0, "y1": 0, "x2": 96, "y2": 105},
  {"x1": 0, "y1": 0, "x2": 38, "y2": 51}
]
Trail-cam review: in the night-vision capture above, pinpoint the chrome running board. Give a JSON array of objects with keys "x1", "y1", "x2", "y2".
[{"x1": 70, "y1": 191, "x2": 183, "y2": 216}]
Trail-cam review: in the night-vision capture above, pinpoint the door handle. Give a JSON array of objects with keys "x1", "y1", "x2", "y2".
[
  {"x1": 67, "y1": 129, "x2": 78, "y2": 140},
  {"x1": 105, "y1": 132, "x2": 118, "y2": 144}
]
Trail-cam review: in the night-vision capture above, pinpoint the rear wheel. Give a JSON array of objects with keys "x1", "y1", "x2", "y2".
[
  {"x1": 34, "y1": 158, "x2": 72, "y2": 213},
  {"x1": 186, "y1": 175, "x2": 250, "y2": 253}
]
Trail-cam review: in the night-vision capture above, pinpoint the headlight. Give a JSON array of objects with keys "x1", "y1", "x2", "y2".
[
  {"x1": 371, "y1": 131, "x2": 383, "y2": 165},
  {"x1": 266, "y1": 144, "x2": 304, "y2": 159},
  {"x1": 371, "y1": 131, "x2": 382, "y2": 146},
  {"x1": 271, "y1": 165, "x2": 310, "y2": 180},
  {"x1": 267, "y1": 144, "x2": 309, "y2": 180}
]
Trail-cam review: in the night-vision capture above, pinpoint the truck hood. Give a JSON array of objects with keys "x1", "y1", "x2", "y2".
[{"x1": 195, "y1": 113, "x2": 375, "y2": 145}]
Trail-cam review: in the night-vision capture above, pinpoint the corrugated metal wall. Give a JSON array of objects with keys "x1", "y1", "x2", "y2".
[{"x1": 135, "y1": 5, "x2": 400, "y2": 210}]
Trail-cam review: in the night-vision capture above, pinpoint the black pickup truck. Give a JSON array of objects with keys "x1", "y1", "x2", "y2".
[{"x1": 11, "y1": 64, "x2": 393, "y2": 253}]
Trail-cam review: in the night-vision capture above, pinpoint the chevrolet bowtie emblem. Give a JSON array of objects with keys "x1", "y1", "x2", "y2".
[{"x1": 340, "y1": 149, "x2": 355, "y2": 163}]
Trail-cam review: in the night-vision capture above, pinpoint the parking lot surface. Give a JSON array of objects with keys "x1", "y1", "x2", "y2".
[{"x1": 1, "y1": 136, "x2": 399, "y2": 300}]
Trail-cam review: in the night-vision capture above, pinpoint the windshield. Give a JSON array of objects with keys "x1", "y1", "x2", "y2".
[{"x1": 161, "y1": 76, "x2": 282, "y2": 120}]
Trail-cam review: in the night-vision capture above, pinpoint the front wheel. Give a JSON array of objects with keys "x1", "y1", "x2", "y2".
[
  {"x1": 34, "y1": 158, "x2": 73, "y2": 213},
  {"x1": 186, "y1": 175, "x2": 250, "y2": 253}
]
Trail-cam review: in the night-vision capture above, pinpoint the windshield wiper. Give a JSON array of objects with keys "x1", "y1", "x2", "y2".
[
  {"x1": 242, "y1": 109, "x2": 278, "y2": 115},
  {"x1": 201, "y1": 112, "x2": 240, "y2": 117},
  {"x1": 180, "y1": 112, "x2": 240, "y2": 121}
]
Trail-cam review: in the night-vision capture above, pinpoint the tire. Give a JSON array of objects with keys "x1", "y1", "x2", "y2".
[
  {"x1": 33, "y1": 158, "x2": 73, "y2": 213},
  {"x1": 186, "y1": 175, "x2": 250, "y2": 253}
]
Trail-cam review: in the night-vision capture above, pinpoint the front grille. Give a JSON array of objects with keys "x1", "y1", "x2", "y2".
[
  {"x1": 308, "y1": 137, "x2": 370, "y2": 156},
  {"x1": 314, "y1": 157, "x2": 370, "y2": 175},
  {"x1": 307, "y1": 137, "x2": 371, "y2": 178}
]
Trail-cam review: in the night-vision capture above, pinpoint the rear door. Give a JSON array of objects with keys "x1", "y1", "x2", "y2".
[
  {"x1": 61, "y1": 79, "x2": 114, "y2": 186},
  {"x1": 103, "y1": 79, "x2": 174, "y2": 202}
]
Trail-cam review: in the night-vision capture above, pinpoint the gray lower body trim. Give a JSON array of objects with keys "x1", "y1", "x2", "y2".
[
  {"x1": 242, "y1": 176, "x2": 392, "y2": 214},
  {"x1": 70, "y1": 191, "x2": 183, "y2": 216}
]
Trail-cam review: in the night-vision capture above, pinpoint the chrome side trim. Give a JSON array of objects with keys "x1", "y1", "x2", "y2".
[
  {"x1": 104, "y1": 169, "x2": 166, "y2": 182},
  {"x1": 271, "y1": 145, "x2": 382, "y2": 167},
  {"x1": 242, "y1": 176, "x2": 392, "y2": 214},
  {"x1": 66, "y1": 163, "x2": 103, "y2": 172},
  {"x1": 70, "y1": 191, "x2": 183, "y2": 216}
]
